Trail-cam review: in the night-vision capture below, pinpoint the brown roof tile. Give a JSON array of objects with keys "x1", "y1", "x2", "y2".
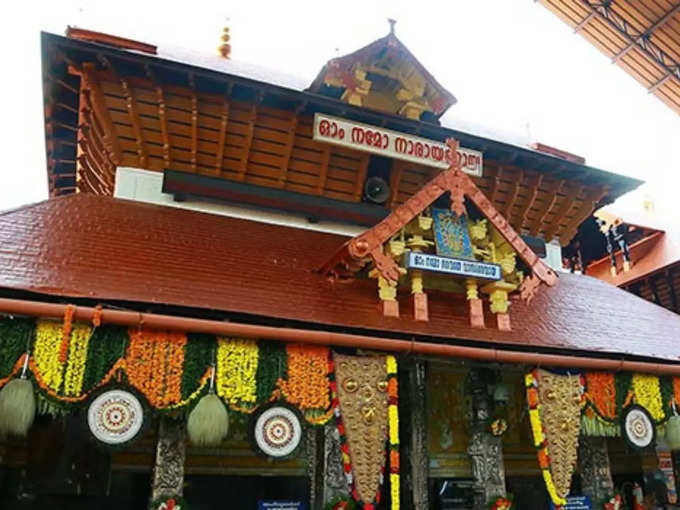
[{"x1": 1, "y1": 194, "x2": 679, "y2": 362}]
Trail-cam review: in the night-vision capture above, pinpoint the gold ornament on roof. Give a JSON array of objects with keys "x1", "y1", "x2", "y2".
[{"x1": 218, "y1": 25, "x2": 231, "y2": 59}]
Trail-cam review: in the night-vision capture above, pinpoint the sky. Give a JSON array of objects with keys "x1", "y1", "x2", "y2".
[{"x1": 2, "y1": 0, "x2": 679, "y2": 217}]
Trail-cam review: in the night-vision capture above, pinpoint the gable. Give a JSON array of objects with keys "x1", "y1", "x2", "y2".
[{"x1": 320, "y1": 138, "x2": 557, "y2": 329}]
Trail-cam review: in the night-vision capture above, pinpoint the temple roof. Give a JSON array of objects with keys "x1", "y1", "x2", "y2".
[{"x1": 1, "y1": 194, "x2": 679, "y2": 363}]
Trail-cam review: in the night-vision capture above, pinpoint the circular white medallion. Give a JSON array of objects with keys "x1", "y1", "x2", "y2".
[
  {"x1": 622, "y1": 405, "x2": 655, "y2": 449},
  {"x1": 87, "y1": 389, "x2": 144, "y2": 446},
  {"x1": 253, "y1": 405, "x2": 303, "y2": 458}
]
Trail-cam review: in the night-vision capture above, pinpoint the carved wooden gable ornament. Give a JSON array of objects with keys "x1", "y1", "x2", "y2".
[{"x1": 320, "y1": 138, "x2": 558, "y2": 331}]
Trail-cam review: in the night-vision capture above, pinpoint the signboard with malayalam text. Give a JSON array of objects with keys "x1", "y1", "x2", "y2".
[
  {"x1": 312, "y1": 113, "x2": 483, "y2": 177},
  {"x1": 550, "y1": 496, "x2": 591, "y2": 510},
  {"x1": 258, "y1": 502, "x2": 306, "y2": 510},
  {"x1": 404, "y1": 252, "x2": 501, "y2": 281}
]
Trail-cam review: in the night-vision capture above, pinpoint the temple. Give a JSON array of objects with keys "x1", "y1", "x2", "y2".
[{"x1": 0, "y1": 23, "x2": 679, "y2": 510}]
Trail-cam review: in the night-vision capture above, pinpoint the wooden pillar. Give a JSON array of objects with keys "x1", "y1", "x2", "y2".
[
  {"x1": 401, "y1": 358, "x2": 430, "y2": 509},
  {"x1": 151, "y1": 417, "x2": 186, "y2": 502},
  {"x1": 467, "y1": 369, "x2": 506, "y2": 509},
  {"x1": 578, "y1": 437, "x2": 614, "y2": 504}
]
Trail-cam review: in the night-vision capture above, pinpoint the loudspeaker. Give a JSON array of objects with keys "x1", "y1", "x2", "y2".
[{"x1": 364, "y1": 176, "x2": 390, "y2": 204}]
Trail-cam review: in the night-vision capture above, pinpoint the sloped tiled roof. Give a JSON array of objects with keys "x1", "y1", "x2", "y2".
[{"x1": 1, "y1": 194, "x2": 679, "y2": 362}]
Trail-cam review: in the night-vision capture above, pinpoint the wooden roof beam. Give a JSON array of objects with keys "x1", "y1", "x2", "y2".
[
  {"x1": 120, "y1": 77, "x2": 148, "y2": 168},
  {"x1": 80, "y1": 63, "x2": 122, "y2": 164},
  {"x1": 516, "y1": 173, "x2": 543, "y2": 231},
  {"x1": 278, "y1": 113, "x2": 298, "y2": 188},
  {"x1": 530, "y1": 180, "x2": 562, "y2": 237},
  {"x1": 503, "y1": 169, "x2": 523, "y2": 218},
  {"x1": 543, "y1": 183, "x2": 582, "y2": 243},
  {"x1": 666, "y1": 269, "x2": 679, "y2": 313},
  {"x1": 574, "y1": 10, "x2": 597, "y2": 33},
  {"x1": 215, "y1": 96, "x2": 230, "y2": 176},
  {"x1": 188, "y1": 73, "x2": 198, "y2": 172},
  {"x1": 237, "y1": 103, "x2": 258, "y2": 181},
  {"x1": 388, "y1": 159, "x2": 405, "y2": 209},
  {"x1": 145, "y1": 65, "x2": 171, "y2": 170},
  {"x1": 559, "y1": 186, "x2": 609, "y2": 245},
  {"x1": 354, "y1": 154, "x2": 371, "y2": 202},
  {"x1": 649, "y1": 72, "x2": 675, "y2": 93},
  {"x1": 611, "y1": 4, "x2": 680, "y2": 63}
]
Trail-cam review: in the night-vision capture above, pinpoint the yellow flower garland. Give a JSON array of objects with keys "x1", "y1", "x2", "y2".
[
  {"x1": 632, "y1": 373, "x2": 665, "y2": 422},
  {"x1": 63, "y1": 324, "x2": 92, "y2": 397},
  {"x1": 386, "y1": 354, "x2": 400, "y2": 510},
  {"x1": 216, "y1": 337, "x2": 259, "y2": 408},
  {"x1": 33, "y1": 320, "x2": 67, "y2": 393}
]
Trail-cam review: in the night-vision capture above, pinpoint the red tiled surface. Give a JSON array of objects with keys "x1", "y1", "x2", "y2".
[{"x1": 1, "y1": 194, "x2": 679, "y2": 362}]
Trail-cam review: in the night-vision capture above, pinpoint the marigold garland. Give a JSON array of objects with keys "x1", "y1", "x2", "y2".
[
  {"x1": 584, "y1": 372, "x2": 617, "y2": 420},
  {"x1": 525, "y1": 370, "x2": 565, "y2": 507},
  {"x1": 216, "y1": 337, "x2": 259, "y2": 409},
  {"x1": 62, "y1": 324, "x2": 92, "y2": 397},
  {"x1": 126, "y1": 329, "x2": 187, "y2": 408},
  {"x1": 33, "y1": 320, "x2": 67, "y2": 393},
  {"x1": 278, "y1": 344, "x2": 330, "y2": 411},
  {"x1": 58, "y1": 305, "x2": 75, "y2": 364},
  {"x1": 386, "y1": 355, "x2": 400, "y2": 510},
  {"x1": 632, "y1": 373, "x2": 665, "y2": 423}
]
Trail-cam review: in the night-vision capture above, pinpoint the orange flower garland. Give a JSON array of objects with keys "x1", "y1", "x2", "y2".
[
  {"x1": 278, "y1": 344, "x2": 330, "y2": 411},
  {"x1": 585, "y1": 372, "x2": 616, "y2": 420},
  {"x1": 674, "y1": 377, "x2": 680, "y2": 409},
  {"x1": 126, "y1": 328, "x2": 187, "y2": 408},
  {"x1": 58, "y1": 305, "x2": 75, "y2": 364}
]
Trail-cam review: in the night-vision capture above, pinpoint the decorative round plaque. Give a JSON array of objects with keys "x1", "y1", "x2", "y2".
[
  {"x1": 87, "y1": 388, "x2": 145, "y2": 446},
  {"x1": 251, "y1": 403, "x2": 303, "y2": 458},
  {"x1": 622, "y1": 404, "x2": 656, "y2": 450}
]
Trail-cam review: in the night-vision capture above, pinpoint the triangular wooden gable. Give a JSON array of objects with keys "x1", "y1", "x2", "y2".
[{"x1": 320, "y1": 138, "x2": 558, "y2": 330}]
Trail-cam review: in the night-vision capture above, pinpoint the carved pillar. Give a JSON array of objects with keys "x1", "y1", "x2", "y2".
[
  {"x1": 402, "y1": 359, "x2": 430, "y2": 510},
  {"x1": 467, "y1": 369, "x2": 506, "y2": 509},
  {"x1": 322, "y1": 423, "x2": 350, "y2": 505},
  {"x1": 578, "y1": 436, "x2": 614, "y2": 504},
  {"x1": 151, "y1": 417, "x2": 186, "y2": 501}
]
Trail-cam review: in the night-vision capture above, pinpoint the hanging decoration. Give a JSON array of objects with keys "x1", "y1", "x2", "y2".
[
  {"x1": 584, "y1": 372, "x2": 617, "y2": 420},
  {"x1": 278, "y1": 344, "x2": 331, "y2": 422},
  {"x1": 187, "y1": 367, "x2": 229, "y2": 447},
  {"x1": 333, "y1": 353, "x2": 389, "y2": 510},
  {"x1": 86, "y1": 387, "x2": 146, "y2": 447},
  {"x1": 526, "y1": 369, "x2": 583, "y2": 507},
  {"x1": 150, "y1": 494, "x2": 189, "y2": 510},
  {"x1": 490, "y1": 418, "x2": 508, "y2": 437},
  {"x1": 250, "y1": 402, "x2": 304, "y2": 458},
  {"x1": 488, "y1": 496, "x2": 513, "y2": 510},
  {"x1": 215, "y1": 337, "x2": 259, "y2": 410},
  {"x1": 632, "y1": 373, "x2": 665, "y2": 423},
  {"x1": 665, "y1": 415, "x2": 680, "y2": 449},
  {"x1": 621, "y1": 404, "x2": 656, "y2": 450},
  {"x1": 0, "y1": 354, "x2": 35, "y2": 437},
  {"x1": 386, "y1": 355, "x2": 400, "y2": 510},
  {"x1": 125, "y1": 329, "x2": 187, "y2": 408}
]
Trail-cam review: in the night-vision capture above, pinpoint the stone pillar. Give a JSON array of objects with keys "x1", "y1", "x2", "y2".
[
  {"x1": 322, "y1": 423, "x2": 350, "y2": 505},
  {"x1": 151, "y1": 416, "x2": 186, "y2": 501},
  {"x1": 578, "y1": 436, "x2": 614, "y2": 504},
  {"x1": 467, "y1": 369, "x2": 506, "y2": 509}
]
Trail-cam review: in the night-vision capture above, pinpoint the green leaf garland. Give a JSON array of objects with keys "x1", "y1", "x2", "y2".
[
  {"x1": 0, "y1": 317, "x2": 33, "y2": 378},
  {"x1": 255, "y1": 341, "x2": 287, "y2": 402},
  {"x1": 182, "y1": 333, "x2": 214, "y2": 400},
  {"x1": 81, "y1": 325, "x2": 128, "y2": 392}
]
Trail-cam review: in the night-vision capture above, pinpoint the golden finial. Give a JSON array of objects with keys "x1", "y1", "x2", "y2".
[{"x1": 218, "y1": 22, "x2": 231, "y2": 59}]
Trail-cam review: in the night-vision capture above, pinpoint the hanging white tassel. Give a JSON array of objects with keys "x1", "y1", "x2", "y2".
[
  {"x1": 0, "y1": 354, "x2": 36, "y2": 437},
  {"x1": 187, "y1": 366, "x2": 229, "y2": 447}
]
